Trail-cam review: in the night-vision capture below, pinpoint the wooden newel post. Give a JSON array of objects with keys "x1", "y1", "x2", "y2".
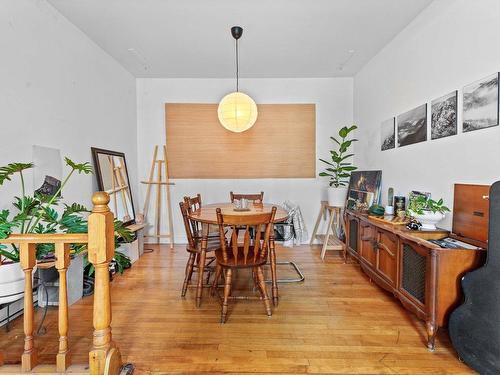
[
  {"x1": 88, "y1": 192, "x2": 122, "y2": 375},
  {"x1": 20, "y1": 242, "x2": 37, "y2": 372}
]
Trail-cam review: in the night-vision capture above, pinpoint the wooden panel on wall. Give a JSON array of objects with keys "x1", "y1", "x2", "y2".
[{"x1": 165, "y1": 103, "x2": 316, "y2": 178}]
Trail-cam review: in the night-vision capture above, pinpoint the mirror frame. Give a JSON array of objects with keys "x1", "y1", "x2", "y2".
[{"x1": 91, "y1": 147, "x2": 136, "y2": 226}]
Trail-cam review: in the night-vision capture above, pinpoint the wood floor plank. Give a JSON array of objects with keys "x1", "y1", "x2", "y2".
[{"x1": 0, "y1": 244, "x2": 476, "y2": 374}]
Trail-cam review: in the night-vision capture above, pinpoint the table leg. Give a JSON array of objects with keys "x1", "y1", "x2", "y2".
[
  {"x1": 196, "y1": 223, "x2": 209, "y2": 307},
  {"x1": 269, "y1": 231, "x2": 279, "y2": 306},
  {"x1": 320, "y1": 209, "x2": 335, "y2": 260}
]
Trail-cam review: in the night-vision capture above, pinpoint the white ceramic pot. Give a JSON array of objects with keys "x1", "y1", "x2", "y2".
[
  {"x1": 0, "y1": 262, "x2": 26, "y2": 304},
  {"x1": 327, "y1": 186, "x2": 348, "y2": 207},
  {"x1": 409, "y1": 210, "x2": 445, "y2": 230}
]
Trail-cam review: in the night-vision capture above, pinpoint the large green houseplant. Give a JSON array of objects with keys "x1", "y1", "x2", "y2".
[
  {"x1": 319, "y1": 125, "x2": 358, "y2": 207},
  {"x1": 0, "y1": 158, "x2": 131, "y2": 304}
]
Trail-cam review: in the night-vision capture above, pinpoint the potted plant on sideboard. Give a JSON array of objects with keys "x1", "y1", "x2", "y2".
[
  {"x1": 319, "y1": 125, "x2": 358, "y2": 207},
  {"x1": 407, "y1": 195, "x2": 450, "y2": 230}
]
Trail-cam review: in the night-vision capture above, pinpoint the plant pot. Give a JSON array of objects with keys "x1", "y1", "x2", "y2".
[
  {"x1": 408, "y1": 210, "x2": 445, "y2": 230},
  {"x1": 327, "y1": 186, "x2": 348, "y2": 207},
  {"x1": 0, "y1": 262, "x2": 28, "y2": 304}
]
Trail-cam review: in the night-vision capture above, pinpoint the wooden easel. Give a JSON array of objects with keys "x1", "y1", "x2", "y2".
[
  {"x1": 141, "y1": 145, "x2": 175, "y2": 249},
  {"x1": 310, "y1": 201, "x2": 345, "y2": 260}
]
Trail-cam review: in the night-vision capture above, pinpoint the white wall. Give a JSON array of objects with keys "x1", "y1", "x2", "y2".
[
  {"x1": 137, "y1": 78, "x2": 353, "y2": 242},
  {"x1": 354, "y1": 0, "x2": 500, "y2": 229},
  {"x1": 0, "y1": 0, "x2": 138, "y2": 210}
]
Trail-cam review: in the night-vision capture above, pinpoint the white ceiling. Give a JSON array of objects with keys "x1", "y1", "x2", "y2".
[{"x1": 47, "y1": 0, "x2": 433, "y2": 78}]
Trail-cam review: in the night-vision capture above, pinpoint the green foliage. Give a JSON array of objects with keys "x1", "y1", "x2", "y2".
[
  {"x1": 64, "y1": 157, "x2": 93, "y2": 175},
  {"x1": 319, "y1": 125, "x2": 358, "y2": 187},
  {"x1": 407, "y1": 195, "x2": 450, "y2": 215},
  {"x1": 0, "y1": 162, "x2": 33, "y2": 186}
]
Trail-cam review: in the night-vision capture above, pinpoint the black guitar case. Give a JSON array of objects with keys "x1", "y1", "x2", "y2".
[{"x1": 449, "y1": 181, "x2": 500, "y2": 375}]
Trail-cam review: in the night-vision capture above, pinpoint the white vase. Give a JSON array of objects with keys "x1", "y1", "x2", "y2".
[
  {"x1": 409, "y1": 210, "x2": 445, "y2": 230},
  {"x1": 327, "y1": 186, "x2": 348, "y2": 207},
  {"x1": 0, "y1": 262, "x2": 26, "y2": 304}
]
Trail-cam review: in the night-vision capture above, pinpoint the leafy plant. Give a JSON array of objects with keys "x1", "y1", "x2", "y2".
[
  {"x1": 319, "y1": 125, "x2": 358, "y2": 187},
  {"x1": 407, "y1": 195, "x2": 450, "y2": 215}
]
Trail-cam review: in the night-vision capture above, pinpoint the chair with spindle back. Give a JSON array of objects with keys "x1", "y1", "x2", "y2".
[
  {"x1": 179, "y1": 201, "x2": 221, "y2": 306},
  {"x1": 230, "y1": 191, "x2": 264, "y2": 204},
  {"x1": 184, "y1": 194, "x2": 219, "y2": 239},
  {"x1": 212, "y1": 206, "x2": 277, "y2": 323}
]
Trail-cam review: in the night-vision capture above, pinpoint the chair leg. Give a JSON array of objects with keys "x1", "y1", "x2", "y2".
[
  {"x1": 221, "y1": 268, "x2": 232, "y2": 324},
  {"x1": 181, "y1": 253, "x2": 196, "y2": 297},
  {"x1": 256, "y1": 266, "x2": 272, "y2": 317},
  {"x1": 211, "y1": 264, "x2": 222, "y2": 296},
  {"x1": 196, "y1": 249, "x2": 207, "y2": 307},
  {"x1": 269, "y1": 244, "x2": 279, "y2": 306}
]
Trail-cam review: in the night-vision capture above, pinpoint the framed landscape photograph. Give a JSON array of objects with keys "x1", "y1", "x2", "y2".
[
  {"x1": 463, "y1": 73, "x2": 499, "y2": 132},
  {"x1": 397, "y1": 104, "x2": 427, "y2": 147},
  {"x1": 346, "y1": 170, "x2": 382, "y2": 212},
  {"x1": 431, "y1": 91, "x2": 457, "y2": 139},
  {"x1": 381, "y1": 117, "x2": 395, "y2": 151}
]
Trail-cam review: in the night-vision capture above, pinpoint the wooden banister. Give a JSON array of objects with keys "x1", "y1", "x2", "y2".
[
  {"x1": 55, "y1": 242, "x2": 71, "y2": 371},
  {"x1": 20, "y1": 242, "x2": 37, "y2": 371},
  {"x1": 88, "y1": 192, "x2": 122, "y2": 375},
  {"x1": 0, "y1": 191, "x2": 123, "y2": 374}
]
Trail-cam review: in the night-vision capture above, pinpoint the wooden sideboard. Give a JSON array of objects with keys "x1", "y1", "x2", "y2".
[{"x1": 345, "y1": 210, "x2": 486, "y2": 350}]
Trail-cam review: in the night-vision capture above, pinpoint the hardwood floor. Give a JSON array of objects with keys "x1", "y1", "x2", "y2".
[{"x1": 0, "y1": 244, "x2": 476, "y2": 374}]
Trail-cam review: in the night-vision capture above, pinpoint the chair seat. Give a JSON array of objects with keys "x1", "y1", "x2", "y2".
[
  {"x1": 187, "y1": 236, "x2": 222, "y2": 253},
  {"x1": 215, "y1": 247, "x2": 267, "y2": 268}
]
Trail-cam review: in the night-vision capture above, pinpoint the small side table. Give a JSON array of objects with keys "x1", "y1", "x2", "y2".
[{"x1": 310, "y1": 201, "x2": 345, "y2": 260}]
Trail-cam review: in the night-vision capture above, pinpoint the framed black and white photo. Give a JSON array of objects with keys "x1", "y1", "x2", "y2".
[
  {"x1": 431, "y1": 90, "x2": 457, "y2": 139},
  {"x1": 381, "y1": 117, "x2": 395, "y2": 151},
  {"x1": 463, "y1": 73, "x2": 499, "y2": 132},
  {"x1": 397, "y1": 104, "x2": 427, "y2": 147}
]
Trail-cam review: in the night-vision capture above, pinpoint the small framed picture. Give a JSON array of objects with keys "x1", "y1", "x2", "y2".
[
  {"x1": 397, "y1": 104, "x2": 427, "y2": 147},
  {"x1": 381, "y1": 117, "x2": 395, "y2": 151},
  {"x1": 431, "y1": 91, "x2": 457, "y2": 139},
  {"x1": 463, "y1": 73, "x2": 499, "y2": 132}
]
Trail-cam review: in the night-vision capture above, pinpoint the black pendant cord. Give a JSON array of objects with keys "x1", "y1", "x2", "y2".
[{"x1": 235, "y1": 38, "x2": 239, "y2": 92}]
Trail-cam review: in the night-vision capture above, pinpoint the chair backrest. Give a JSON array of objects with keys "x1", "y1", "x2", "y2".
[
  {"x1": 179, "y1": 201, "x2": 196, "y2": 249},
  {"x1": 216, "y1": 207, "x2": 277, "y2": 266},
  {"x1": 184, "y1": 194, "x2": 202, "y2": 236},
  {"x1": 230, "y1": 191, "x2": 264, "y2": 204}
]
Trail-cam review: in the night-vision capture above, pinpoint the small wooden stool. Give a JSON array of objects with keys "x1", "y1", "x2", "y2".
[{"x1": 310, "y1": 201, "x2": 345, "y2": 260}]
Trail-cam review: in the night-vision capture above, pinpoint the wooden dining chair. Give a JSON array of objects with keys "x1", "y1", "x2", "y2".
[
  {"x1": 179, "y1": 201, "x2": 221, "y2": 306},
  {"x1": 212, "y1": 206, "x2": 277, "y2": 323},
  {"x1": 230, "y1": 191, "x2": 264, "y2": 204},
  {"x1": 184, "y1": 194, "x2": 219, "y2": 239}
]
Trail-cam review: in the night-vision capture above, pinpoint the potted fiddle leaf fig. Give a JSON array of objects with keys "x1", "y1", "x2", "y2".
[{"x1": 319, "y1": 125, "x2": 358, "y2": 207}]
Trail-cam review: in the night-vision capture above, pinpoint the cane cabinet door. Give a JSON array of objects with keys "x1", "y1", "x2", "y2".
[
  {"x1": 376, "y1": 229, "x2": 398, "y2": 286},
  {"x1": 360, "y1": 222, "x2": 377, "y2": 267},
  {"x1": 399, "y1": 239, "x2": 429, "y2": 310},
  {"x1": 347, "y1": 216, "x2": 359, "y2": 257}
]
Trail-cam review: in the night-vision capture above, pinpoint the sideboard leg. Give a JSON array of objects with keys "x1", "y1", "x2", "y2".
[{"x1": 426, "y1": 321, "x2": 437, "y2": 351}]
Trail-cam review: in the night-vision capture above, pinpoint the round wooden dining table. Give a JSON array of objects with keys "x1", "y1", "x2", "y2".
[{"x1": 188, "y1": 202, "x2": 289, "y2": 306}]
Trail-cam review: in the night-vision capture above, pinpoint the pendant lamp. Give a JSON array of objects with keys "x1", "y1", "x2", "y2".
[{"x1": 217, "y1": 26, "x2": 258, "y2": 133}]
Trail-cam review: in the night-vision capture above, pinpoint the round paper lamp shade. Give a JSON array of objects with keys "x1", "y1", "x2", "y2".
[{"x1": 217, "y1": 92, "x2": 258, "y2": 133}]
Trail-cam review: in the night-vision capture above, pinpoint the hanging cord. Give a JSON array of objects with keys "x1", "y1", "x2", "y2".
[{"x1": 235, "y1": 38, "x2": 239, "y2": 92}]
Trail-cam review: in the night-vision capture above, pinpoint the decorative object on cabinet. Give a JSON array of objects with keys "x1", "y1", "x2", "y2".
[
  {"x1": 397, "y1": 104, "x2": 427, "y2": 147},
  {"x1": 346, "y1": 170, "x2": 382, "y2": 212},
  {"x1": 394, "y1": 195, "x2": 406, "y2": 218},
  {"x1": 463, "y1": 73, "x2": 499, "y2": 132},
  {"x1": 407, "y1": 195, "x2": 450, "y2": 230},
  {"x1": 449, "y1": 182, "x2": 498, "y2": 375},
  {"x1": 141, "y1": 145, "x2": 175, "y2": 248},
  {"x1": 345, "y1": 205, "x2": 485, "y2": 351},
  {"x1": 91, "y1": 147, "x2": 136, "y2": 226},
  {"x1": 431, "y1": 90, "x2": 458, "y2": 139},
  {"x1": 381, "y1": 118, "x2": 395, "y2": 151},
  {"x1": 217, "y1": 26, "x2": 258, "y2": 133},
  {"x1": 319, "y1": 125, "x2": 358, "y2": 207},
  {"x1": 385, "y1": 187, "x2": 394, "y2": 214},
  {"x1": 310, "y1": 201, "x2": 345, "y2": 260}
]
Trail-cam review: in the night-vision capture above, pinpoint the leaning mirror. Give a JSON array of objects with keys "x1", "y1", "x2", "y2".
[{"x1": 91, "y1": 147, "x2": 136, "y2": 226}]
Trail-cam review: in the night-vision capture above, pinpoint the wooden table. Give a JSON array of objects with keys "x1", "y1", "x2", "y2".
[{"x1": 188, "y1": 202, "x2": 288, "y2": 306}]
